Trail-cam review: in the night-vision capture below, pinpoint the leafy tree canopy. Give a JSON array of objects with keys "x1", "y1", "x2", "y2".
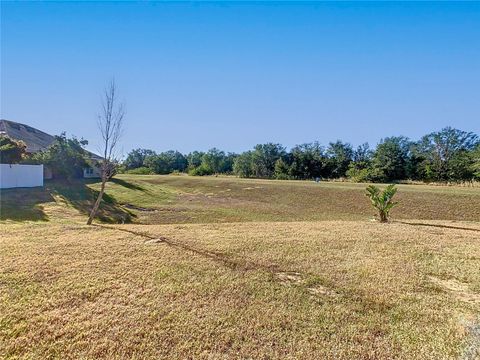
[
  {"x1": 0, "y1": 135, "x2": 27, "y2": 164},
  {"x1": 124, "y1": 148, "x2": 156, "y2": 170},
  {"x1": 30, "y1": 133, "x2": 89, "y2": 179}
]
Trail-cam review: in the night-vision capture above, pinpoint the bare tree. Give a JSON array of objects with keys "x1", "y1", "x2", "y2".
[{"x1": 87, "y1": 80, "x2": 124, "y2": 225}]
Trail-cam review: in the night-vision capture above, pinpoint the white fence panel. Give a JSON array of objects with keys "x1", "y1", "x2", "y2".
[{"x1": 0, "y1": 164, "x2": 44, "y2": 189}]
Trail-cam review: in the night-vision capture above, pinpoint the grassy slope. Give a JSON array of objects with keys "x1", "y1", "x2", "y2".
[
  {"x1": 1, "y1": 175, "x2": 480, "y2": 359},
  {"x1": 1, "y1": 174, "x2": 479, "y2": 224}
]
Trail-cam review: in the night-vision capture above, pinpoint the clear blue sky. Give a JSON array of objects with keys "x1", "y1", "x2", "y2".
[{"x1": 1, "y1": 1, "x2": 479, "y2": 155}]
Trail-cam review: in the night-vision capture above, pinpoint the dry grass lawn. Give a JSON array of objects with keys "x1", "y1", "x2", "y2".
[
  {"x1": 1, "y1": 220, "x2": 480, "y2": 359},
  {"x1": 1, "y1": 175, "x2": 479, "y2": 359}
]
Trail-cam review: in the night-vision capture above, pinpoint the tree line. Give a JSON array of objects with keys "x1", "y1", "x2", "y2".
[
  {"x1": 123, "y1": 127, "x2": 480, "y2": 183},
  {"x1": 1, "y1": 126, "x2": 479, "y2": 183}
]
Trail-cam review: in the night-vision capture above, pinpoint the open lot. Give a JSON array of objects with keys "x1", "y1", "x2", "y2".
[
  {"x1": 1, "y1": 175, "x2": 479, "y2": 359},
  {"x1": 2, "y1": 174, "x2": 480, "y2": 224}
]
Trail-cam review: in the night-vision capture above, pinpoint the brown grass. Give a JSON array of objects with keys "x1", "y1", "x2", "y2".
[
  {"x1": 1, "y1": 219, "x2": 479, "y2": 359},
  {"x1": 1, "y1": 175, "x2": 479, "y2": 358}
]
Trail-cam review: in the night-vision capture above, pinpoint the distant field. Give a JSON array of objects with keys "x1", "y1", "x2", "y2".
[
  {"x1": 1, "y1": 175, "x2": 479, "y2": 359},
  {"x1": 1, "y1": 174, "x2": 480, "y2": 224}
]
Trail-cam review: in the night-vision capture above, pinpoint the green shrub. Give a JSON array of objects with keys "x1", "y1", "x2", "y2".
[
  {"x1": 188, "y1": 164, "x2": 213, "y2": 176},
  {"x1": 365, "y1": 184, "x2": 398, "y2": 222},
  {"x1": 346, "y1": 165, "x2": 371, "y2": 183}
]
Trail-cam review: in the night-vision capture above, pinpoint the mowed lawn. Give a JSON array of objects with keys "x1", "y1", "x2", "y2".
[{"x1": 1, "y1": 175, "x2": 480, "y2": 359}]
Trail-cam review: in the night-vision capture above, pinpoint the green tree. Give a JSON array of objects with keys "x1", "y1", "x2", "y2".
[
  {"x1": 353, "y1": 143, "x2": 372, "y2": 165},
  {"x1": 251, "y1": 143, "x2": 286, "y2": 178},
  {"x1": 471, "y1": 144, "x2": 480, "y2": 180},
  {"x1": 186, "y1": 151, "x2": 205, "y2": 170},
  {"x1": 187, "y1": 149, "x2": 237, "y2": 176},
  {"x1": 289, "y1": 142, "x2": 325, "y2": 179},
  {"x1": 418, "y1": 127, "x2": 479, "y2": 181},
  {"x1": 145, "y1": 151, "x2": 187, "y2": 174},
  {"x1": 326, "y1": 141, "x2": 353, "y2": 178},
  {"x1": 274, "y1": 158, "x2": 291, "y2": 180},
  {"x1": 0, "y1": 135, "x2": 27, "y2": 164},
  {"x1": 371, "y1": 136, "x2": 411, "y2": 182},
  {"x1": 405, "y1": 142, "x2": 426, "y2": 180},
  {"x1": 233, "y1": 151, "x2": 254, "y2": 178},
  {"x1": 30, "y1": 133, "x2": 89, "y2": 179},
  {"x1": 201, "y1": 148, "x2": 232, "y2": 174},
  {"x1": 347, "y1": 143, "x2": 372, "y2": 182},
  {"x1": 221, "y1": 152, "x2": 238, "y2": 173},
  {"x1": 124, "y1": 148, "x2": 156, "y2": 170}
]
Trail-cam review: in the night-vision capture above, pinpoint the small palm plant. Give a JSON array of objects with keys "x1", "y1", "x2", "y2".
[{"x1": 365, "y1": 184, "x2": 398, "y2": 223}]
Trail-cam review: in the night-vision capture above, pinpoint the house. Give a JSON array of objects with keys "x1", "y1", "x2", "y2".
[{"x1": 0, "y1": 119, "x2": 102, "y2": 179}]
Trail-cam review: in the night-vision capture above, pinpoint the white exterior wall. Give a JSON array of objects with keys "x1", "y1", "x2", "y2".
[{"x1": 0, "y1": 164, "x2": 44, "y2": 189}]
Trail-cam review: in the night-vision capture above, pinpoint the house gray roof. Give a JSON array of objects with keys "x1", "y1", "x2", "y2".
[
  {"x1": 0, "y1": 119, "x2": 102, "y2": 160},
  {"x1": 0, "y1": 119, "x2": 55, "y2": 153}
]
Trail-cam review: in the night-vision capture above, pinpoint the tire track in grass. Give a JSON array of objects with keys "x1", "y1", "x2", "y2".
[{"x1": 94, "y1": 224, "x2": 339, "y2": 300}]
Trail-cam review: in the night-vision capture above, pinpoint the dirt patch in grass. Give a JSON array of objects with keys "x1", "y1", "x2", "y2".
[
  {"x1": 275, "y1": 271, "x2": 338, "y2": 297},
  {"x1": 428, "y1": 276, "x2": 480, "y2": 304},
  {"x1": 275, "y1": 271, "x2": 303, "y2": 284},
  {"x1": 144, "y1": 237, "x2": 168, "y2": 244}
]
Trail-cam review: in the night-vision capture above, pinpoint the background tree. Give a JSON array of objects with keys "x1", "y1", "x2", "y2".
[
  {"x1": 124, "y1": 148, "x2": 156, "y2": 170},
  {"x1": 187, "y1": 149, "x2": 237, "y2": 176},
  {"x1": 87, "y1": 80, "x2": 124, "y2": 225},
  {"x1": 186, "y1": 151, "x2": 205, "y2": 170},
  {"x1": 326, "y1": 140, "x2": 353, "y2": 178},
  {"x1": 233, "y1": 151, "x2": 254, "y2": 178},
  {"x1": 417, "y1": 127, "x2": 479, "y2": 181},
  {"x1": 251, "y1": 143, "x2": 286, "y2": 178},
  {"x1": 114, "y1": 127, "x2": 479, "y2": 183},
  {"x1": 145, "y1": 150, "x2": 187, "y2": 174},
  {"x1": 405, "y1": 142, "x2": 426, "y2": 180},
  {"x1": 370, "y1": 136, "x2": 411, "y2": 182},
  {"x1": 201, "y1": 148, "x2": 227, "y2": 174},
  {"x1": 289, "y1": 142, "x2": 325, "y2": 180},
  {"x1": 222, "y1": 152, "x2": 238, "y2": 173},
  {"x1": 274, "y1": 158, "x2": 291, "y2": 180},
  {"x1": 346, "y1": 143, "x2": 372, "y2": 182},
  {"x1": 0, "y1": 135, "x2": 27, "y2": 164},
  {"x1": 471, "y1": 143, "x2": 480, "y2": 180}
]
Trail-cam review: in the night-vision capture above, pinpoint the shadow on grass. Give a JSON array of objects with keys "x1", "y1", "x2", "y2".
[
  {"x1": 51, "y1": 180, "x2": 136, "y2": 223},
  {"x1": 0, "y1": 186, "x2": 53, "y2": 221},
  {"x1": 397, "y1": 221, "x2": 480, "y2": 233},
  {"x1": 110, "y1": 177, "x2": 147, "y2": 192},
  {"x1": 0, "y1": 180, "x2": 135, "y2": 223},
  {"x1": 94, "y1": 225, "x2": 279, "y2": 272}
]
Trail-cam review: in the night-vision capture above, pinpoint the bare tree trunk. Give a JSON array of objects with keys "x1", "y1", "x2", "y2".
[
  {"x1": 86, "y1": 79, "x2": 124, "y2": 225},
  {"x1": 87, "y1": 175, "x2": 106, "y2": 225}
]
